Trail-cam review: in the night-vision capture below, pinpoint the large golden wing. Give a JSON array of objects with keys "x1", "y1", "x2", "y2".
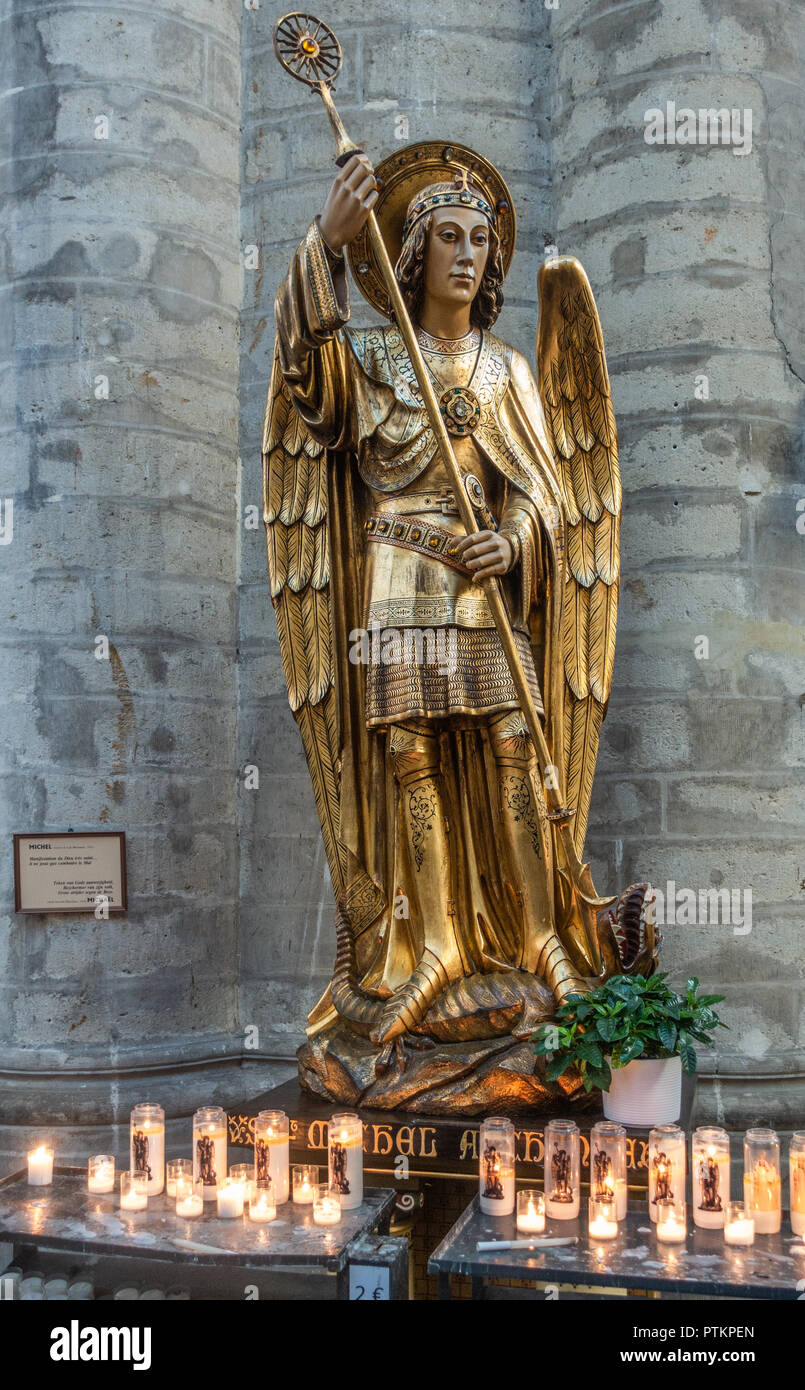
[
  {"x1": 261, "y1": 343, "x2": 344, "y2": 899},
  {"x1": 537, "y1": 256, "x2": 621, "y2": 856}
]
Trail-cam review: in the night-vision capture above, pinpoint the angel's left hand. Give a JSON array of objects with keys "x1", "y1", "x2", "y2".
[{"x1": 454, "y1": 529, "x2": 513, "y2": 580}]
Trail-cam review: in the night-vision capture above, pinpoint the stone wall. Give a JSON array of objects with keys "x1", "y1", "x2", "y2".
[
  {"x1": 553, "y1": 0, "x2": 805, "y2": 1124},
  {"x1": 0, "y1": 0, "x2": 251, "y2": 1156}
]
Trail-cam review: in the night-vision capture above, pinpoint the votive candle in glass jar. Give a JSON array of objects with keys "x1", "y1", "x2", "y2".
[
  {"x1": 193, "y1": 1106, "x2": 228, "y2": 1202},
  {"x1": 254, "y1": 1110, "x2": 290, "y2": 1205},
  {"x1": 120, "y1": 1171, "x2": 148, "y2": 1211},
  {"x1": 175, "y1": 1176, "x2": 204, "y2": 1218},
  {"x1": 590, "y1": 1120, "x2": 628, "y2": 1220},
  {"x1": 648, "y1": 1124, "x2": 686, "y2": 1224},
  {"x1": 313, "y1": 1183, "x2": 341, "y2": 1226},
  {"x1": 293, "y1": 1164, "x2": 319, "y2": 1205},
  {"x1": 228, "y1": 1163, "x2": 255, "y2": 1203},
  {"x1": 743, "y1": 1128, "x2": 781, "y2": 1234},
  {"x1": 656, "y1": 1198, "x2": 686, "y2": 1243},
  {"x1": 544, "y1": 1119, "x2": 580, "y2": 1220},
  {"x1": 248, "y1": 1181, "x2": 277, "y2": 1223},
  {"x1": 166, "y1": 1158, "x2": 193, "y2": 1198},
  {"x1": 724, "y1": 1200, "x2": 755, "y2": 1247},
  {"x1": 216, "y1": 1177, "x2": 244, "y2": 1219},
  {"x1": 27, "y1": 1145, "x2": 54, "y2": 1186},
  {"x1": 130, "y1": 1103, "x2": 165, "y2": 1196},
  {"x1": 588, "y1": 1196, "x2": 619, "y2": 1239},
  {"x1": 692, "y1": 1126, "x2": 730, "y2": 1228},
  {"x1": 479, "y1": 1117, "x2": 516, "y2": 1216},
  {"x1": 789, "y1": 1132, "x2": 805, "y2": 1237},
  {"x1": 87, "y1": 1154, "x2": 115, "y2": 1194},
  {"x1": 516, "y1": 1190, "x2": 545, "y2": 1234},
  {"x1": 328, "y1": 1112, "x2": 363, "y2": 1210}
]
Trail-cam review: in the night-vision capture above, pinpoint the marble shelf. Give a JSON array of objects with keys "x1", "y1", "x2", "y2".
[
  {"x1": 0, "y1": 1167, "x2": 395, "y2": 1274},
  {"x1": 429, "y1": 1196, "x2": 805, "y2": 1300}
]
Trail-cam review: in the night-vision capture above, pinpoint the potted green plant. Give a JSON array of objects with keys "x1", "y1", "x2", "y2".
[{"x1": 533, "y1": 974, "x2": 727, "y2": 1125}]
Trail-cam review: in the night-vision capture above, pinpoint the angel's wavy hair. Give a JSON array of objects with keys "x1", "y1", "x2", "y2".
[{"x1": 394, "y1": 194, "x2": 505, "y2": 330}]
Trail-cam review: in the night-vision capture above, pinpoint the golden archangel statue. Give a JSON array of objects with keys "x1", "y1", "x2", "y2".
[{"x1": 262, "y1": 24, "x2": 657, "y2": 1112}]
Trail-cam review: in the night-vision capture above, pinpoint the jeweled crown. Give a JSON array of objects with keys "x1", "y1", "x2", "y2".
[{"x1": 401, "y1": 167, "x2": 495, "y2": 241}]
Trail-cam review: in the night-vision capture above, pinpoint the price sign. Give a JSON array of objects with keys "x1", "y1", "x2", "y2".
[{"x1": 348, "y1": 1265, "x2": 390, "y2": 1301}]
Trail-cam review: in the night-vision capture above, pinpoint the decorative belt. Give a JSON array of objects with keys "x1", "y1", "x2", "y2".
[
  {"x1": 373, "y1": 490, "x2": 460, "y2": 517},
  {"x1": 364, "y1": 513, "x2": 474, "y2": 578}
]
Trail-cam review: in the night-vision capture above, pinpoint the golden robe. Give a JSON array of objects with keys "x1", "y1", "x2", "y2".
[{"x1": 272, "y1": 219, "x2": 580, "y2": 1007}]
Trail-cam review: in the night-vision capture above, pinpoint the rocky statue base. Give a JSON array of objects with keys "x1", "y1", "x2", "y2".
[{"x1": 298, "y1": 883, "x2": 658, "y2": 1116}]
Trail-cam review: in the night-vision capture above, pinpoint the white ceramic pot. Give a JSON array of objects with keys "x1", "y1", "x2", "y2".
[{"x1": 602, "y1": 1056, "x2": 682, "y2": 1126}]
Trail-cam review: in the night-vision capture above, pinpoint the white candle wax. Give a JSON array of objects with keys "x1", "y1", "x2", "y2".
[
  {"x1": 589, "y1": 1215, "x2": 618, "y2": 1239},
  {"x1": 743, "y1": 1172, "x2": 781, "y2": 1234},
  {"x1": 724, "y1": 1218, "x2": 755, "y2": 1247},
  {"x1": 255, "y1": 1135, "x2": 290, "y2": 1204},
  {"x1": 120, "y1": 1187, "x2": 148, "y2": 1211},
  {"x1": 545, "y1": 1190, "x2": 580, "y2": 1220},
  {"x1": 176, "y1": 1193, "x2": 204, "y2": 1218},
  {"x1": 130, "y1": 1121, "x2": 165, "y2": 1197},
  {"x1": 516, "y1": 1202, "x2": 546, "y2": 1234},
  {"x1": 294, "y1": 1180, "x2": 314, "y2": 1205},
  {"x1": 657, "y1": 1216, "x2": 686, "y2": 1244},
  {"x1": 694, "y1": 1150, "x2": 730, "y2": 1229},
  {"x1": 194, "y1": 1120, "x2": 228, "y2": 1201},
  {"x1": 217, "y1": 1184, "x2": 244, "y2": 1219},
  {"x1": 328, "y1": 1133, "x2": 363, "y2": 1210},
  {"x1": 313, "y1": 1199, "x2": 341, "y2": 1226},
  {"x1": 27, "y1": 1146, "x2": 54, "y2": 1186},
  {"x1": 248, "y1": 1193, "x2": 276, "y2": 1223},
  {"x1": 88, "y1": 1161, "x2": 115, "y2": 1194}
]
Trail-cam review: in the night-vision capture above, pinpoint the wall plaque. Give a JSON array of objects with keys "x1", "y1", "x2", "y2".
[{"x1": 13, "y1": 832, "x2": 127, "y2": 914}]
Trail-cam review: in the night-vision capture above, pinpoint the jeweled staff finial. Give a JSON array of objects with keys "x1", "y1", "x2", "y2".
[{"x1": 273, "y1": 11, "x2": 342, "y2": 90}]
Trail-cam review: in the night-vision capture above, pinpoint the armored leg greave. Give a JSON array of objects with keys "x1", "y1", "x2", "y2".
[{"x1": 489, "y1": 709, "x2": 586, "y2": 1003}]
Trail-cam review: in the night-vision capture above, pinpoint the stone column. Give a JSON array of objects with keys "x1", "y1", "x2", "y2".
[
  {"x1": 238, "y1": 1, "x2": 553, "y2": 1054},
  {"x1": 0, "y1": 0, "x2": 249, "y2": 1163},
  {"x1": 552, "y1": 0, "x2": 805, "y2": 1124}
]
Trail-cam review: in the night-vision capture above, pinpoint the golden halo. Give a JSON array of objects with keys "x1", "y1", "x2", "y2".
[{"x1": 347, "y1": 140, "x2": 516, "y2": 317}]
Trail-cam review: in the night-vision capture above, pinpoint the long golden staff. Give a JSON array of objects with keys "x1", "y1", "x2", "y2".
[{"x1": 272, "y1": 12, "x2": 611, "y2": 970}]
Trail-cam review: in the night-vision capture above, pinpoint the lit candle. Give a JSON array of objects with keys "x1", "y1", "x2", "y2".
[
  {"x1": 130, "y1": 1104, "x2": 165, "y2": 1197},
  {"x1": 479, "y1": 1117, "x2": 516, "y2": 1216},
  {"x1": 656, "y1": 1199, "x2": 686, "y2": 1244},
  {"x1": 328, "y1": 1112, "x2": 363, "y2": 1211},
  {"x1": 175, "y1": 1177, "x2": 204, "y2": 1218},
  {"x1": 293, "y1": 1164, "x2": 319, "y2": 1205},
  {"x1": 588, "y1": 1198, "x2": 618, "y2": 1239},
  {"x1": 27, "y1": 1145, "x2": 54, "y2": 1186},
  {"x1": 692, "y1": 1127, "x2": 730, "y2": 1229},
  {"x1": 724, "y1": 1201, "x2": 755, "y2": 1247},
  {"x1": 789, "y1": 1132, "x2": 805, "y2": 1237},
  {"x1": 87, "y1": 1155, "x2": 115, "y2": 1193},
  {"x1": 193, "y1": 1106, "x2": 228, "y2": 1202},
  {"x1": 743, "y1": 1128, "x2": 782, "y2": 1235},
  {"x1": 166, "y1": 1158, "x2": 193, "y2": 1198},
  {"x1": 216, "y1": 1177, "x2": 244, "y2": 1219},
  {"x1": 591, "y1": 1121, "x2": 628, "y2": 1220},
  {"x1": 228, "y1": 1163, "x2": 254, "y2": 1204},
  {"x1": 248, "y1": 1186, "x2": 277, "y2": 1223},
  {"x1": 254, "y1": 1109, "x2": 290, "y2": 1204},
  {"x1": 516, "y1": 1190, "x2": 546, "y2": 1234},
  {"x1": 313, "y1": 1184, "x2": 341, "y2": 1226},
  {"x1": 119, "y1": 1172, "x2": 148, "y2": 1211},
  {"x1": 544, "y1": 1119, "x2": 580, "y2": 1220},
  {"x1": 648, "y1": 1124, "x2": 686, "y2": 1224}
]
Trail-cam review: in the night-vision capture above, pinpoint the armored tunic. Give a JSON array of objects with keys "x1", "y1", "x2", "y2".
[{"x1": 275, "y1": 220, "x2": 565, "y2": 729}]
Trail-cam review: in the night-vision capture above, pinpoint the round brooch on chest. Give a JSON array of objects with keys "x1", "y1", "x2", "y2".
[{"x1": 439, "y1": 385, "x2": 481, "y2": 437}]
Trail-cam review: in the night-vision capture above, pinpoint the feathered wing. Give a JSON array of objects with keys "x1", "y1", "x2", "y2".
[
  {"x1": 537, "y1": 257, "x2": 621, "y2": 856},
  {"x1": 262, "y1": 343, "x2": 345, "y2": 901}
]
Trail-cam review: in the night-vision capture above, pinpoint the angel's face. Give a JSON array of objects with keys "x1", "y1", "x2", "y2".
[{"x1": 423, "y1": 208, "x2": 490, "y2": 313}]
